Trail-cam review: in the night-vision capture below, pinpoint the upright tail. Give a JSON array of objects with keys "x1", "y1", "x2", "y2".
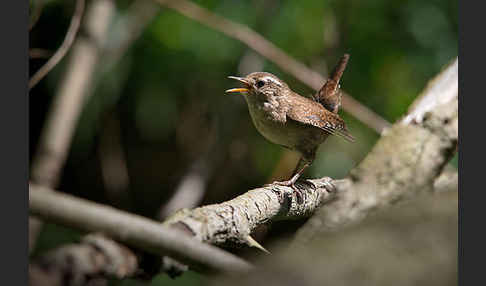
[{"x1": 313, "y1": 54, "x2": 350, "y2": 114}]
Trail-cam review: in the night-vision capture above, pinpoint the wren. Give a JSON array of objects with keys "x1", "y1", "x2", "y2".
[{"x1": 226, "y1": 54, "x2": 354, "y2": 201}]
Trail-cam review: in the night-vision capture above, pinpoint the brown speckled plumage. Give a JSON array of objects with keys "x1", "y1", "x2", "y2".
[{"x1": 226, "y1": 55, "x2": 353, "y2": 201}]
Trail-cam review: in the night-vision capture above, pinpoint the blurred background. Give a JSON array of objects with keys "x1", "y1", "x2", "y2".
[{"x1": 29, "y1": 0, "x2": 457, "y2": 284}]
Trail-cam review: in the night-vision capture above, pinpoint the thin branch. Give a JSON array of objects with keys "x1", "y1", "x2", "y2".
[
  {"x1": 29, "y1": 0, "x2": 85, "y2": 90},
  {"x1": 154, "y1": 0, "x2": 391, "y2": 133},
  {"x1": 29, "y1": 184, "x2": 253, "y2": 274}
]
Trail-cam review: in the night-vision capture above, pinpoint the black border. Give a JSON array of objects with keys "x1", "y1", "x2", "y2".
[
  {"x1": 458, "y1": 0, "x2": 481, "y2": 285},
  {"x1": 1, "y1": 0, "x2": 28, "y2": 284}
]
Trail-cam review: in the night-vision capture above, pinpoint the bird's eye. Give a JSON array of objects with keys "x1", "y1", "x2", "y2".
[{"x1": 256, "y1": 80, "x2": 265, "y2": 88}]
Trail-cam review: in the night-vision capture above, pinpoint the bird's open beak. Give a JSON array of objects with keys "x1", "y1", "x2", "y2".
[{"x1": 226, "y1": 76, "x2": 250, "y2": 94}]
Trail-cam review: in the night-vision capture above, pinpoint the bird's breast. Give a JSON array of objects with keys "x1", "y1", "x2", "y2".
[{"x1": 247, "y1": 102, "x2": 304, "y2": 150}]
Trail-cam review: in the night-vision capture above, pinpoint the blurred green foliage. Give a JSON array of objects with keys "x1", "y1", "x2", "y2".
[{"x1": 29, "y1": 0, "x2": 457, "y2": 284}]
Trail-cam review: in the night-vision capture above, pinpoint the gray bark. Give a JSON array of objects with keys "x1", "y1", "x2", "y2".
[
  {"x1": 294, "y1": 58, "x2": 458, "y2": 243},
  {"x1": 29, "y1": 185, "x2": 253, "y2": 275},
  {"x1": 211, "y1": 190, "x2": 457, "y2": 286}
]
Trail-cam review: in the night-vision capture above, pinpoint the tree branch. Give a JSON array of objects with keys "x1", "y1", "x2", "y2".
[
  {"x1": 29, "y1": 0, "x2": 85, "y2": 90},
  {"x1": 294, "y1": 58, "x2": 458, "y2": 243},
  {"x1": 211, "y1": 190, "x2": 457, "y2": 286},
  {"x1": 162, "y1": 177, "x2": 337, "y2": 249},
  {"x1": 29, "y1": 184, "x2": 253, "y2": 275}
]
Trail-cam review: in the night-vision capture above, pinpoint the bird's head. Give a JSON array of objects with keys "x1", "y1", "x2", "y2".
[{"x1": 226, "y1": 72, "x2": 289, "y2": 102}]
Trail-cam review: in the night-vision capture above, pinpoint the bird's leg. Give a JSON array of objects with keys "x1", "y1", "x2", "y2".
[{"x1": 266, "y1": 157, "x2": 311, "y2": 204}]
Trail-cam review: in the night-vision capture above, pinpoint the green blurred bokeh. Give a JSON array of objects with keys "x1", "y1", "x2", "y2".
[{"x1": 29, "y1": 0, "x2": 457, "y2": 284}]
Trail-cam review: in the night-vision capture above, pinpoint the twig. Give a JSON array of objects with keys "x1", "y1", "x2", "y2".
[
  {"x1": 29, "y1": 184, "x2": 253, "y2": 274},
  {"x1": 154, "y1": 0, "x2": 391, "y2": 133},
  {"x1": 29, "y1": 0, "x2": 85, "y2": 90}
]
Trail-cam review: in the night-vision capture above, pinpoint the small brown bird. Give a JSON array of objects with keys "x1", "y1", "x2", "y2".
[{"x1": 226, "y1": 54, "x2": 354, "y2": 200}]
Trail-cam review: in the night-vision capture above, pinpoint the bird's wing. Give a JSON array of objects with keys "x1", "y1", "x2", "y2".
[{"x1": 287, "y1": 99, "x2": 355, "y2": 142}]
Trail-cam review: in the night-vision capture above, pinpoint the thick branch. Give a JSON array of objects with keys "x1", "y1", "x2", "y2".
[
  {"x1": 29, "y1": 184, "x2": 252, "y2": 274},
  {"x1": 294, "y1": 58, "x2": 458, "y2": 243},
  {"x1": 211, "y1": 190, "x2": 457, "y2": 286},
  {"x1": 163, "y1": 177, "x2": 337, "y2": 248}
]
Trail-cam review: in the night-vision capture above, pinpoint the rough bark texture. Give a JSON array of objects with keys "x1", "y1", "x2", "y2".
[
  {"x1": 294, "y1": 58, "x2": 458, "y2": 243},
  {"x1": 211, "y1": 190, "x2": 457, "y2": 286},
  {"x1": 163, "y1": 177, "x2": 336, "y2": 248},
  {"x1": 29, "y1": 185, "x2": 253, "y2": 275}
]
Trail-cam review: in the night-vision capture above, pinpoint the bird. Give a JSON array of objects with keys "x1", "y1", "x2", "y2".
[{"x1": 226, "y1": 54, "x2": 354, "y2": 201}]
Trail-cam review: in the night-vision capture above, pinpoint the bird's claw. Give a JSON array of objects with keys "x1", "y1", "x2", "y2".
[{"x1": 290, "y1": 183, "x2": 304, "y2": 204}]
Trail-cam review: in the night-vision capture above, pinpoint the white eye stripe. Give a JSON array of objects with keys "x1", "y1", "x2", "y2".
[{"x1": 260, "y1": 76, "x2": 282, "y2": 87}]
